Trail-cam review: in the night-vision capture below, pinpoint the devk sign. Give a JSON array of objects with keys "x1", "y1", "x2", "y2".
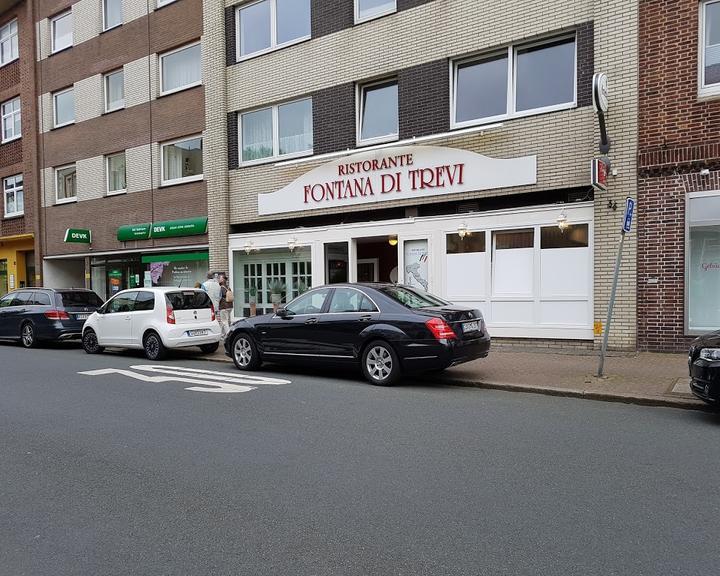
[{"x1": 258, "y1": 145, "x2": 537, "y2": 216}]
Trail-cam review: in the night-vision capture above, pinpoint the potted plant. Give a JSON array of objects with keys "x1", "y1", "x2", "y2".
[
  {"x1": 297, "y1": 280, "x2": 309, "y2": 295},
  {"x1": 270, "y1": 280, "x2": 285, "y2": 311},
  {"x1": 248, "y1": 285, "x2": 257, "y2": 317}
]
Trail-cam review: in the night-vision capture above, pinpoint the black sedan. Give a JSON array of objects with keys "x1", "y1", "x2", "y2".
[
  {"x1": 689, "y1": 331, "x2": 720, "y2": 405},
  {"x1": 0, "y1": 288, "x2": 104, "y2": 347},
  {"x1": 224, "y1": 283, "x2": 490, "y2": 386}
]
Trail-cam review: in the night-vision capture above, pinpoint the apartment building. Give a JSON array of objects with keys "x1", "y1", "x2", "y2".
[
  {"x1": 0, "y1": 0, "x2": 39, "y2": 295},
  {"x1": 638, "y1": 0, "x2": 720, "y2": 352},
  {"x1": 37, "y1": 0, "x2": 208, "y2": 299},
  {"x1": 204, "y1": 0, "x2": 638, "y2": 348}
]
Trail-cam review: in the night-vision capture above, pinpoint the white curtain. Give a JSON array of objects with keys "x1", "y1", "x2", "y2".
[
  {"x1": 162, "y1": 44, "x2": 201, "y2": 92},
  {"x1": 278, "y1": 99, "x2": 312, "y2": 155},
  {"x1": 242, "y1": 108, "x2": 273, "y2": 161}
]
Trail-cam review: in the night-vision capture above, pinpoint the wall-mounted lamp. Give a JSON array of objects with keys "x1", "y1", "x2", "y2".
[
  {"x1": 556, "y1": 211, "x2": 569, "y2": 232},
  {"x1": 388, "y1": 236, "x2": 398, "y2": 247},
  {"x1": 244, "y1": 241, "x2": 257, "y2": 255},
  {"x1": 457, "y1": 222, "x2": 469, "y2": 239},
  {"x1": 288, "y1": 236, "x2": 299, "y2": 252}
]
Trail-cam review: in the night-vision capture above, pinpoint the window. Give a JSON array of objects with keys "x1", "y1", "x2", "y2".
[
  {"x1": 161, "y1": 136, "x2": 203, "y2": 185},
  {"x1": 103, "y1": 0, "x2": 122, "y2": 31},
  {"x1": 702, "y1": 1, "x2": 720, "y2": 94},
  {"x1": 446, "y1": 232, "x2": 485, "y2": 254},
  {"x1": 3, "y1": 174, "x2": 22, "y2": 217},
  {"x1": 1, "y1": 97, "x2": 20, "y2": 142},
  {"x1": 236, "y1": 0, "x2": 310, "y2": 60},
  {"x1": 355, "y1": 0, "x2": 396, "y2": 24},
  {"x1": 240, "y1": 97, "x2": 313, "y2": 163},
  {"x1": 358, "y1": 79, "x2": 398, "y2": 144},
  {"x1": 106, "y1": 294, "x2": 136, "y2": 314},
  {"x1": 452, "y1": 35, "x2": 576, "y2": 127},
  {"x1": 133, "y1": 291, "x2": 155, "y2": 312},
  {"x1": 285, "y1": 288, "x2": 330, "y2": 315},
  {"x1": 104, "y1": 69, "x2": 124, "y2": 112},
  {"x1": 51, "y1": 11, "x2": 73, "y2": 53},
  {"x1": 55, "y1": 164, "x2": 77, "y2": 203},
  {"x1": 0, "y1": 19, "x2": 18, "y2": 66},
  {"x1": 687, "y1": 193, "x2": 720, "y2": 332},
  {"x1": 157, "y1": 0, "x2": 178, "y2": 6},
  {"x1": 53, "y1": 87, "x2": 75, "y2": 127},
  {"x1": 106, "y1": 152, "x2": 126, "y2": 194},
  {"x1": 31, "y1": 292, "x2": 51, "y2": 306},
  {"x1": 540, "y1": 224, "x2": 589, "y2": 249},
  {"x1": 160, "y1": 42, "x2": 201, "y2": 95},
  {"x1": 329, "y1": 288, "x2": 378, "y2": 313}
]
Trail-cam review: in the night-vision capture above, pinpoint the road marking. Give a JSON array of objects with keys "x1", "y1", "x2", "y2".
[{"x1": 78, "y1": 365, "x2": 291, "y2": 394}]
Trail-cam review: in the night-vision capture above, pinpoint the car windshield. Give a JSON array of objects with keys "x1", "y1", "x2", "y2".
[
  {"x1": 166, "y1": 291, "x2": 213, "y2": 310},
  {"x1": 379, "y1": 286, "x2": 448, "y2": 309},
  {"x1": 55, "y1": 291, "x2": 104, "y2": 308}
]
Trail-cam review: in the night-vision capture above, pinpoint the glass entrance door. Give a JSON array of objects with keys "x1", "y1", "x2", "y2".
[{"x1": 0, "y1": 259, "x2": 7, "y2": 296}]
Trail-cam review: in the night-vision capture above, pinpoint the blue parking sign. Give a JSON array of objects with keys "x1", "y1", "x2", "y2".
[{"x1": 623, "y1": 197, "x2": 635, "y2": 233}]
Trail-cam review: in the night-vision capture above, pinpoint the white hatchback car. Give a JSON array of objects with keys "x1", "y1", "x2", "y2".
[{"x1": 81, "y1": 287, "x2": 221, "y2": 360}]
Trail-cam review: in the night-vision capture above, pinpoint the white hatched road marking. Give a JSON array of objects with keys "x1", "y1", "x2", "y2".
[{"x1": 78, "y1": 365, "x2": 291, "y2": 394}]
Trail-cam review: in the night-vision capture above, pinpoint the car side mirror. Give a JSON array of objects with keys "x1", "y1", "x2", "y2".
[{"x1": 276, "y1": 307, "x2": 290, "y2": 319}]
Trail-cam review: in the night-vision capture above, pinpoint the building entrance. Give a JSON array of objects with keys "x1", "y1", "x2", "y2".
[{"x1": 355, "y1": 236, "x2": 398, "y2": 283}]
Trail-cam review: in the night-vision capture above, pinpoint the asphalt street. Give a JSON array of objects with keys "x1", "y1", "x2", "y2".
[{"x1": 1, "y1": 343, "x2": 718, "y2": 576}]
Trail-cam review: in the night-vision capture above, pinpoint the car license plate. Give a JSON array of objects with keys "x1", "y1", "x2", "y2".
[
  {"x1": 462, "y1": 321, "x2": 479, "y2": 333},
  {"x1": 75, "y1": 314, "x2": 90, "y2": 320},
  {"x1": 188, "y1": 329, "x2": 209, "y2": 337}
]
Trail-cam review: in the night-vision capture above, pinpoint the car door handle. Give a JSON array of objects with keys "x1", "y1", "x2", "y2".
[
  {"x1": 358, "y1": 315, "x2": 373, "y2": 323},
  {"x1": 305, "y1": 318, "x2": 318, "y2": 325},
  {"x1": 124, "y1": 315, "x2": 131, "y2": 321}
]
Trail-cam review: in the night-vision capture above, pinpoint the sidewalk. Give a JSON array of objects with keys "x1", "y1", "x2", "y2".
[{"x1": 205, "y1": 346, "x2": 706, "y2": 410}]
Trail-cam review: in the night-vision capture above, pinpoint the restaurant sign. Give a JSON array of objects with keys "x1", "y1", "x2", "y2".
[{"x1": 258, "y1": 145, "x2": 537, "y2": 216}]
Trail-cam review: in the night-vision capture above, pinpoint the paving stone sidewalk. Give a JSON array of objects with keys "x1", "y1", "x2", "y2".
[{"x1": 206, "y1": 346, "x2": 705, "y2": 410}]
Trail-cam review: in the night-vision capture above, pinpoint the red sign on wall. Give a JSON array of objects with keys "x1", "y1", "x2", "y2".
[{"x1": 591, "y1": 157, "x2": 609, "y2": 192}]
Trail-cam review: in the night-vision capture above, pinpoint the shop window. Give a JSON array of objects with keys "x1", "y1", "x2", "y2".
[
  {"x1": 160, "y1": 42, "x2": 201, "y2": 96},
  {"x1": 446, "y1": 232, "x2": 485, "y2": 254},
  {"x1": 240, "y1": 97, "x2": 313, "y2": 163},
  {"x1": 55, "y1": 164, "x2": 77, "y2": 204},
  {"x1": 3, "y1": 174, "x2": 22, "y2": 217},
  {"x1": 103, "y1": 0, "x2": 122, "y2": 31},
  {"x1": 106, "y1": 152, "x2": 126, "y2": 195},
  {"x1": 236, "y1": 0, "x2": 310, "y2": 60},
  {"x1": 358, "y1": 79, "x2": 398, "y2": 145},
  {"x1": 53, "y1": 87, "x2": 75, "y2": 128},
  {"x1": 51, "y1": 11, "x2": 73, "y2": 54},
  {"x1": 540, "y1": 224, "x2": 588, "y2": 249},
  {"x1": 104, "y1": 69, "x2": 124, "y2": 113},
  {"x1": 161, "y1": 136, "x2": 203, "y2": 185},
  {"x1": 325, "y1": 242, "x2": 348, "y2": 284},
  {"x1": 701, "y1": 0, "x2": 720, "y2": 94},
  {"x1": 688, "y1": 194, "x2": 720, "y2": 332},
  {"x1": 355, "y1": 0, "x2": 396, "y2": 23},
  {"x1": 1, "y1": 96, "x2": 20, "y2": 142},
  {"x1": 452, "y1": 35, "x2": 576, "y2": 127},
  {"x1": 494, "y1": 229, "x2": 534, "y2": 250},
  {"x1": 0, "y1": 19, "x2": 18, "y2": 66}
]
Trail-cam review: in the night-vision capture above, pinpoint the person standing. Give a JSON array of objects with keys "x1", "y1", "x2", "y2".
[
  {"x1": 201, "y1": 272, "x2": 222, "y2": 312},
  {"x1": 218, "y1": 274, "x2": 234, "y2": 339}
]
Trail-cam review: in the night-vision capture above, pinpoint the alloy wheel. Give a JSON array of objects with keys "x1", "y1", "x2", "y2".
[
  {"x1": 366, "y1": 345, "x2": 392, "y2": 382},
  {"x1": 234, "y1": 337, "x2": 253, "y2": 367},
  {"x1": 21, "y1": 324, "x2": 34, "y2": 348},
  {"x1": 83, "y1": 331, "x2": 99, "y2": 353},
  {"x1": 145, "y1": 335, "x2": 160, "y2": 359}
]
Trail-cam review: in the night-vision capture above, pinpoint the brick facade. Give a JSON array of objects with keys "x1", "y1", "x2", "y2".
[{"x1": 637, "y1": 0, "x2": 720, "y2": 351}]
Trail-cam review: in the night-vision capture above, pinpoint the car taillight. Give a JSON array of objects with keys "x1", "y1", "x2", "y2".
[
  {"x1": 166, "y1": 305, "x2": 176, "y2": 324},
  {"x1": 210, "y1": 303, "x2": 216, "y2": 321},
  {"x1": 426, "y1": 317, "x2": 457, "y2": 341},
  {"x1": 44, "y1": 310, "x2": 70, "y2": 320}
]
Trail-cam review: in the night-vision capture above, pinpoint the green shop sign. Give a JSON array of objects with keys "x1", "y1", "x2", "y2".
[
  {"x1": 117, "y1": 217, "x2": 207, "y2": 242},
  {"x1": 64, "y1": 228, "x2": 92, "y2": 244}
]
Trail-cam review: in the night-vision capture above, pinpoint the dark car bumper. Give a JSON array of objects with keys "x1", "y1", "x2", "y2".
[
  {"x1": 398, "y1": 333, "x2": 491, "y2": 372},
  {"x1": 35, "y1": 320, "x2": 84, "y2": 341},
  {"x1": 689, "y1": 358, "x2": 720, "y2": 404}
]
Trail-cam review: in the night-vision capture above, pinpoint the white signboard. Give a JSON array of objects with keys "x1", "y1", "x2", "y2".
[
  {"x1": 404, "y1": 239, "x2": 429, "y2": 291},
  {"x1": 258, "y1": 145, "x2": 537, "y2": 216}
]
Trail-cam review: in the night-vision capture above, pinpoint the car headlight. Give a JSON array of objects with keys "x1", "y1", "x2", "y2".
[{"x1": 700, "y1": 348, "x2": 720, "y2": 361}]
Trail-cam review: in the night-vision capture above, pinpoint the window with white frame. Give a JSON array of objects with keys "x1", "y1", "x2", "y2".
[
  {"x1": 236, "y1": 0, "x2": 310, "y2": 60},
  {"x1": 51, "y1": 11, "x2": 73, "y2": 53},
  {"x1": 157, "y1": 0, "x2": 178, "y2": 6},
  {"x1": 240, "y1": 97, "x2": 313, "y2": 163},
  {"x1": 161, "y1": 136, "x2": 203, "y2": 185},
  {"x1": 1, "y1": 97, "x2": 20, "y2": 142},
  {"x1": 103, "y1": 0, "x2": 123, "y2": 31},
  {"x1": 357, "y1": 79, "x2": 398, "y2": 144},
  {"x1": 3, "y1": 174, "x2": 22, "y2": 217},
  {"x1": 687, "y1": 193, "x2": 720, "y2": 332},
  {"x1": 0, "y1": 19, "x2": 18, "y2": 66},
  {"x1": 53, "y1": 87, "x2": 75, "y2": 127},
  {"x1": 160, "y1": 42, "x2": 201, "y2": 95},
  {"x1": 355, "y1": 0, "x2": 396, "y2": 24},
  {"x1": 106, "y1": 152, "x2": 126, "y2": 194},
  {"x1": 55, "y1": 164, "x2": 77, "y2": 203},
  {"x1": 452, "y1": 35, "x2": 576, "y2": 128},
  {"x1": 104, "y1": 69, "x2": 124, "y2": 112},
  {"x1": 701, "y1": 0, "x2": 720, "y2": 95}
]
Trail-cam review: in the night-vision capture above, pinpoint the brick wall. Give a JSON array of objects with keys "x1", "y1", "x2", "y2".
[
  {"x1": 637, "y1": 0, "x2": 720, "y2": 351},
  {"x1": 312, "y1": 83, "x2": 356, "y2": 155}
]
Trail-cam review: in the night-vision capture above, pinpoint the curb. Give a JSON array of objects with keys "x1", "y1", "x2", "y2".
[{"x1": 197, "y1": 353, "x2": 709, "y2": 412}]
